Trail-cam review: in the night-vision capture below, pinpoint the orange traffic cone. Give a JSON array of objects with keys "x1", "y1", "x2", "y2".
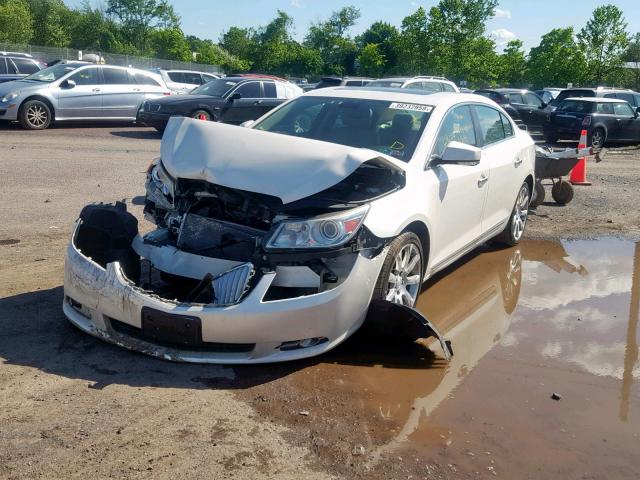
[{"x1": 569, "y1": 129, "x2": 592, "y2": 186}]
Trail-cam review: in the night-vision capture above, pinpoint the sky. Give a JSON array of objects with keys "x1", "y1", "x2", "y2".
[{"x1": 66, "y1": 0, "x2": 640, "y2": 51}]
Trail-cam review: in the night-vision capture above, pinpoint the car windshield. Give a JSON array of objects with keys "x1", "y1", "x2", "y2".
[
  {"x1": 191, "y1": 78, "x2": 241, "y2": 97},
  {"x1": 253, "y1": 96, "x2": 432, "y2": 162},
  {"x1": 23, "y1": 63, "x2": 81, "y2": 82}
]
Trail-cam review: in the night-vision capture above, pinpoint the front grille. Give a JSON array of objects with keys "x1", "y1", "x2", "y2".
[{"x1": 108, "y1": 317, "x2": 255, "y2": 353}]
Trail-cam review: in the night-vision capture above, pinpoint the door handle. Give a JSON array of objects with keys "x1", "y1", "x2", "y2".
[
  {"x1": 477, "y1": 174, "x2": 488, "y2": 187},
  {"x1": 253, "y1": 100, "x2": 263, "y2": 105},
  {"x1": 92, "y1": 88, "x2": 101, "y2": 92},
  {"x1": 514, "y1": 157, "x2": 523, "y2": 167},
  {"x1": 133, "y1": 88, "x2": 141, "y2": 92}
]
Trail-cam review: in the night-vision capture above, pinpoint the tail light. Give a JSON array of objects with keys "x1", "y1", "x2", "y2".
[{"x1": 582, "y1": 116, "x2": 592, "y2": 126}]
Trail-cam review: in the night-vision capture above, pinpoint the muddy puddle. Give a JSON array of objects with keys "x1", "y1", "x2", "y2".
[{"x1": 236, "y1": 239, "x2": 640, "y2": 479}]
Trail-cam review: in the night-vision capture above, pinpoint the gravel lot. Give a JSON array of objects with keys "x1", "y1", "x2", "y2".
[{"x1": 1, "y1": 123, "x2": 639, "y2": 479}]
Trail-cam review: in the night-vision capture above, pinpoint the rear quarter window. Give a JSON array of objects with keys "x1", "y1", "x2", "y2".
[{"x1": 11, "y1": 58, "x2": 40, "y2": 74}]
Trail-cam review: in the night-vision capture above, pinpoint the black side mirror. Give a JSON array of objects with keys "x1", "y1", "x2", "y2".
[
  {"x1": 228, "y1": 92, "x2": 242, "y2": 102},
  {"x1": 61, "y1": 79, "x2": 76, "y2": 89}
]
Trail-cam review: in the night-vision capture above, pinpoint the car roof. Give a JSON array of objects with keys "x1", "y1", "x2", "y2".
[
  {"x1": 304, "y1": 87, "x2": 495, "y2": 109},
  {"x1": 371, "y1": 77, "x2": 411, "y2": 82},
  {"x1": 562, "y1": 97, "x2": 626, "y2": 103},
  {"x1": 486, "y1": 88, "x2": 533, "y2": 94}
]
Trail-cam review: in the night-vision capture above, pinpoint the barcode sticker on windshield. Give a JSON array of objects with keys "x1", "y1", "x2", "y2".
[{"x1": 389, "y1": 103, "x2": 433, "y2": 112}]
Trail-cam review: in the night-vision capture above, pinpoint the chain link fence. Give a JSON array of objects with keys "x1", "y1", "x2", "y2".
[{"x1": 0, "y1": 42, "x2": 222, "y2": 74}]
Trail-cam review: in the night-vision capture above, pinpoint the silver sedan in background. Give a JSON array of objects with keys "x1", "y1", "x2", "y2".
[{"x1": 0, "y1": 62, "x2": 171, "y2": 129}]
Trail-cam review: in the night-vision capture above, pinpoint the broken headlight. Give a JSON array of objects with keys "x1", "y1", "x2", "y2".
[
  {"x1": 265, "y1": 205, "x2": 369, "y2": 250},
  {"x1": 149, "y1": 160, "x2": 175, "y2": 198}
]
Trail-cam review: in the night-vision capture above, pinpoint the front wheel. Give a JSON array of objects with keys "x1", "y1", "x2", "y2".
[
  {"x1": 495, "y1": 182, "x2": 530, "y2": 246},
  {"x1": 372, "y1": 232, "x2": 424, "y2": 307},
  {"x1": 19, "y1": 100, "x2": 52, "y2": 130}
]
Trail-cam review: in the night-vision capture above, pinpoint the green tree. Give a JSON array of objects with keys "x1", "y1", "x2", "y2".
[
  {"x1": 623, "y1": 32, "x2": 640, "y2": 89},
  {"x1": 356, "y1": 22, "x2": 399, "y2": 74},
  {"x1": 68, "y1": 4, "x2": 121, "y2": 52},
  {"x1": 498, "y1": 39, "x2": 527, "y2": 86},
  {"x1": 0, "y1": 0, "x2": 33, "y2": 44},
  {"x1": 26, "y1": 0, "x2": 72, "y2": 47},
  {"x1": 106, "y1": 0, "x2": 179, "y2": 53},
  {"x1": 397, "y1": 7, "x2": 430, "y2": 74},
  {"x1": 149, "y1": 27, "x2": 190, "y2": 61},
  {"x1": 219, "y1": 26, "x2": 256, "y2": 67},
  {"x1": 357, "y1": 43, "x2": 385, "y2": 77},
  {"x1": 578, "y1": 4, "x2": 629, "y2": 85},
  {"x1": 304, "y1": 6, "x2": 360, "y2": 74},
  {"x1": 528, "y1": 27, "x2": 586, "y2": 88}
]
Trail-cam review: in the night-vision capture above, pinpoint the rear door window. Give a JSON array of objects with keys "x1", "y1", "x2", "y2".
[
  {"x1": 263, "y1": 81, "x2": 277, "y2": 98},
  {"x1": 345, "y1": 80, "x2": 362, "y2": 86},
  {"x1": 167, "y1": 71, "x2": 185, "y2": 83},
  {"x1": 183, "y1": 72, "x2": 203, "y2": 85},
  {"x1": 524, "y1": 93, "x2": 543, "y2": 107},
  {"x1": 102, "y1": 67, "x2": 134, "y2": 85},
  {"x1": 419, "y1": 81, "x2": 442, "y2": 92},
  {"x1": 11, "y1": 58, "x2": 39, "y2": 74},
  {"x1": 442, "y1": 83, "x2": 456, "y2": 92},
  {"x1": 0, "y1": 58, "x2": 7, "y2": 75},
  {"x1": 202, "y1": 74, "x2": 217, "y2": 83},
  {"x1": 474, "y1": 105, "x2": 506, "y2": 146},
  {"x1": 508, "y1": 93, "x2": 524, "y2": 104}
]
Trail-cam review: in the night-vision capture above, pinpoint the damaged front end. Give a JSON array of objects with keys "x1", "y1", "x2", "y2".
[
  {"x1": 63, "y1": 118, "x2": 449, "y2": 363},
  {"x1": 64, "y1": 163, "x2": 406, "y2": 363}
]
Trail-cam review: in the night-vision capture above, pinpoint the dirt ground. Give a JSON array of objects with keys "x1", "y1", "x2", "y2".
[{"x1": 1, "y1": 123, "x2": 639, "y2": 480}]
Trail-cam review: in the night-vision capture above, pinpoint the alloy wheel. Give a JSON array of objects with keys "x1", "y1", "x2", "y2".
[
  {"x1": 511, "y1": 185, "x2": 529, "y2": 242},
  {"x1": 26, "y1": 104, "x2": 48, "y2": 128},
  {"x1": 386, "y1": 243, "x2": 421, "y2": 306},
  {"x1": 592, "y1": 130, "x2": 604, "y2": 148}
]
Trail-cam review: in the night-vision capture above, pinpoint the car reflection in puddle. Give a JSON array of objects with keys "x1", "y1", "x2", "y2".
[{"x1": 244, "y1": 238, "x2": 640, "y2": 479}]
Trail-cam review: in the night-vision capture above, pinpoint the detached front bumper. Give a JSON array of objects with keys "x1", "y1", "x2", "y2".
[{"x1": 63, "y1": 231, "x2": 385, "y2": 364}]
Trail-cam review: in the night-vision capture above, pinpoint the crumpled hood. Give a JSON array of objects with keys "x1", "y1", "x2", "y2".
[{"x1": 160, "y1": 116, "x2": 405, "y2": 204}]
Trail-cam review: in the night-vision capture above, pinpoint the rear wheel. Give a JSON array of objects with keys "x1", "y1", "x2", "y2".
[
  {"x1": 590, "y1": 128, "x2": 605, "y2": 148},
  {"x1": 495, "y1": 182, "x2": 530, "y2": 246},
  {"x1": 191, "y1": 109, "x2": 211, "y2": 121},
  {"x1": 551, "y1": 180, "x2": 574, "y2": 205},
  {"x1": 19, "y1": 99, "x2": 52, "y2": 130},
  {"x1": 372, "y1": 232, "x2": 424, "y2": 308}
]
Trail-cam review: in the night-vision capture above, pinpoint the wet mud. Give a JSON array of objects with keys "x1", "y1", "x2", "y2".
[{"x1": 235, "y1": 238, "x2": 640, "y2": 479}]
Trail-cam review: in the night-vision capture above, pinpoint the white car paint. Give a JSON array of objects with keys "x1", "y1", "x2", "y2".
[{"x1": 63, "y1": 88, "x2": 535, "y2": 363}]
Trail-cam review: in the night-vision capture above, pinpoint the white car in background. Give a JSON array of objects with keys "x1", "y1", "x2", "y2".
[
  {"x1": 63, "y1": 88, "x2": 534, "y2": 363},
  {"x1": 150, "y1": 68, "x2": 221, "y2": 94},
  {"x1": 368, "y1": 76, "x2": 460, "y2": 93}
]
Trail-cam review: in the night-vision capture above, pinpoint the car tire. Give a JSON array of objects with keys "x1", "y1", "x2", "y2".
[
  {"x1": 495, "y1": 182, "x2": 530, "y2": 246},
  {"x1": 192, "y1": 109, "x2": 211, "y2": 121},
  {"x1": 590, "y1": 128, "x2": 605, "y2": 149},
  {"x1": 551, "y1": 180, "x2": 574, "y2": 205},
  {"x1": 372, "y1": 232, "x2": 424, "y2": 308},
  {"x1": 530, "y1": 180, "x2": 545, "y2": 208},
  {"x1": 19, "y1": 99, "x2": 52, "y2": 130}
]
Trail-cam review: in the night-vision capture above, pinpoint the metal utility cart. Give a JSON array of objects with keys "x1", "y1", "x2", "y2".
[{"x1": 530, "y1": 146, "x2": 602, "y2": 207}]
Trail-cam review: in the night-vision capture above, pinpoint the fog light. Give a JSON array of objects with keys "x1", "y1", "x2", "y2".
[{"x1": 278, "y1": 337, "x2": 328, "y2": 351}]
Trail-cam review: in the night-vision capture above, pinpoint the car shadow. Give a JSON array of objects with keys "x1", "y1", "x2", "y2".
[
  {"x1": 110, "y1": 129, "x2": 162, "y2": 140},
  {"x1": 0, "y1": 286, "x2": 439, "y2": 392}
]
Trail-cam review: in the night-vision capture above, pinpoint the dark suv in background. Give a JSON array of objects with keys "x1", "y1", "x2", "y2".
[
  {"x1": 548, "y1": 87, "x2": 640, "y2": 110},
  {"x1": 0, "y1": 52, "x2": 45, "y2": 83},
  {"x1": 544, "y1": 97, "x2": 640, "y2": 147},
  {"x1": 474, "y1": 88, "x2": 548, "y2": 132}
]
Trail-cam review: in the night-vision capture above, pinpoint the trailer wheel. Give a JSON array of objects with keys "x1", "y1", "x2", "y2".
[
  {"x1": 551, "y1": 180, "x2": 574, "y2": 205},
  {"x1": 530, "y1": 181, "x2": 545, "y2": 208}
]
